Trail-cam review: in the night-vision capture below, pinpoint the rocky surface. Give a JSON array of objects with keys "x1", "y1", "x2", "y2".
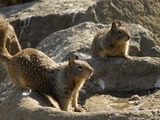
[
  {"x1": 87, "y1": 57, "x2": 160, "y2": 92},
  {"x1": 80, "y1": 0, "x2": 160, "y2": 45},
  {"x1": 1, "y1": 22, "x2": 159, "y2": 119},
  {"x1": 0, "y1": 0, "x2": 96, "y2": 48},
  {"x1": 37, "y1": 22, "x2": 160, "y2": 60},
  {"x1": 1, "y1": 22, "x2": 160, "y2": 120},
  {"x1": 0, "y1": 0, "x2": 160, "y2": 119},
  {"x1": 1, "y1": 88, "x2": 160, "y2": 120}
]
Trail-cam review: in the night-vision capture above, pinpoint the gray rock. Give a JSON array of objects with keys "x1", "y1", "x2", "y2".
[
  {"x1": 87, "y1": 57, "x2": 160, "y2": 92},
  {"x1": 0, "y1": 0, "x2": 96, "y2": 48}
]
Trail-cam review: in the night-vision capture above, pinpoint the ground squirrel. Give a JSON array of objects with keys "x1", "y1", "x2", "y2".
[
  {"x1": 0, "y1": 16, "x2": 93, "y2": 112},
  {"x1": 91, "y1": 21, "x2": 131, "y2": 58}
]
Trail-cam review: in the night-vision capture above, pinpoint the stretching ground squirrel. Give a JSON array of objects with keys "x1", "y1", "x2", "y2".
[
  {"x1": 91, "y1": 21, "x2": 131, "y2": 58},
  {"x1": 0, "y1": 16, "x2": 93, "y2": 112}
]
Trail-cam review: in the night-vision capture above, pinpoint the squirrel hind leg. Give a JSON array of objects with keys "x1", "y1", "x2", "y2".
[
  {"x1": 74, "y1": 104, "x2": 85, "y2": 112},
  {"x1": 35, "y1": 92, "x2": 60, "y2": 109},
  {"x1": 47, "y1": 96, "x2": 60, "y2": 109}
]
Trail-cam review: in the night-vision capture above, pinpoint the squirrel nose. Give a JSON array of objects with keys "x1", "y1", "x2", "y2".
[{"x1": 128, "y1": 35, "x2": 131, "y2": 39}]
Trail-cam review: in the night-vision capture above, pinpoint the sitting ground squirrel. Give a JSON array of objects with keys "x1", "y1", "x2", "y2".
[
  {"x1": 91, "y1": 21, "x2": 131, "y2": 58},
  {"x1": 0, "y1": 16, "x2": 93, "y2": 112}
]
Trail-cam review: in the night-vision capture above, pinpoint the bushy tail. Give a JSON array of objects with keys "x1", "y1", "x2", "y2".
[{"x1": 0, "y1": 15, "x2": 12, "y2": 63}]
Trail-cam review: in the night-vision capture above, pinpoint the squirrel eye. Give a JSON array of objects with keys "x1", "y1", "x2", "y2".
[
  {"x1": 77, "y1": 65, "x2": 83, "y2": 70},
  {"x1": 117, "y1": 30, "x2": 122, "y2": 35}
]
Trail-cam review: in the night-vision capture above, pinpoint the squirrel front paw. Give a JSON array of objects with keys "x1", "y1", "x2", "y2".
[{"x1": 74, "y1": 104, "x2": 85, "y2": 112}]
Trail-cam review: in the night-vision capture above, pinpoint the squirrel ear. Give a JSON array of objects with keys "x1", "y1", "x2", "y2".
[
  {"x1": 117, "y1": 21, "x2": 121, "y2": 26},
  {"x1": 111, "y1": 22, "x2": 117, "y2": 30},
  {"x1": 68, "y1": 57, "x2": 74, "y2": 67},
  {"x1": 75, "y1": 55, "x2": 79, "y2": 60}
]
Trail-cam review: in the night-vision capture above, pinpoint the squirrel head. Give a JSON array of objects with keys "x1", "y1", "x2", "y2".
[
  {"x1": 67, "y1": 57, "x2": 93, "y2": 82},
  {"x1": 109, "y1": 21, "x2": 131, "y2": 42},
  {"x1": 111, "y1": 21, "x2": 121, "y2": 30}
]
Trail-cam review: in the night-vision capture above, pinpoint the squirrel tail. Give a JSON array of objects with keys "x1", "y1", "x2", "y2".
[{"x1": 0, "y1": 15, "x2": 12, "y2": 63}]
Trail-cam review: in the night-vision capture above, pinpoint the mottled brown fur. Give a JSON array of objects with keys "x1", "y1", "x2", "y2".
[
  {"x1": 0, "y1": 16, "x2": 93, "y2": 112},
  {"x1": 91, "y1": 21, "x2": 131, "y2": 58}
]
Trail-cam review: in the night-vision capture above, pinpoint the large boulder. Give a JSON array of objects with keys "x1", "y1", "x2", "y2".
[
  {"x1": 0, "y1": 0, "x2": 97, "y2": 48},
  {"x1": 87, "y1": 57, "x2": 160, "y2": 92},
  {"x1": 79, "y1": 0, "x2": 160, "y2": 45},
  {"x1": 1, "y1": 22, "x2": 160, "y2": 119}
]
